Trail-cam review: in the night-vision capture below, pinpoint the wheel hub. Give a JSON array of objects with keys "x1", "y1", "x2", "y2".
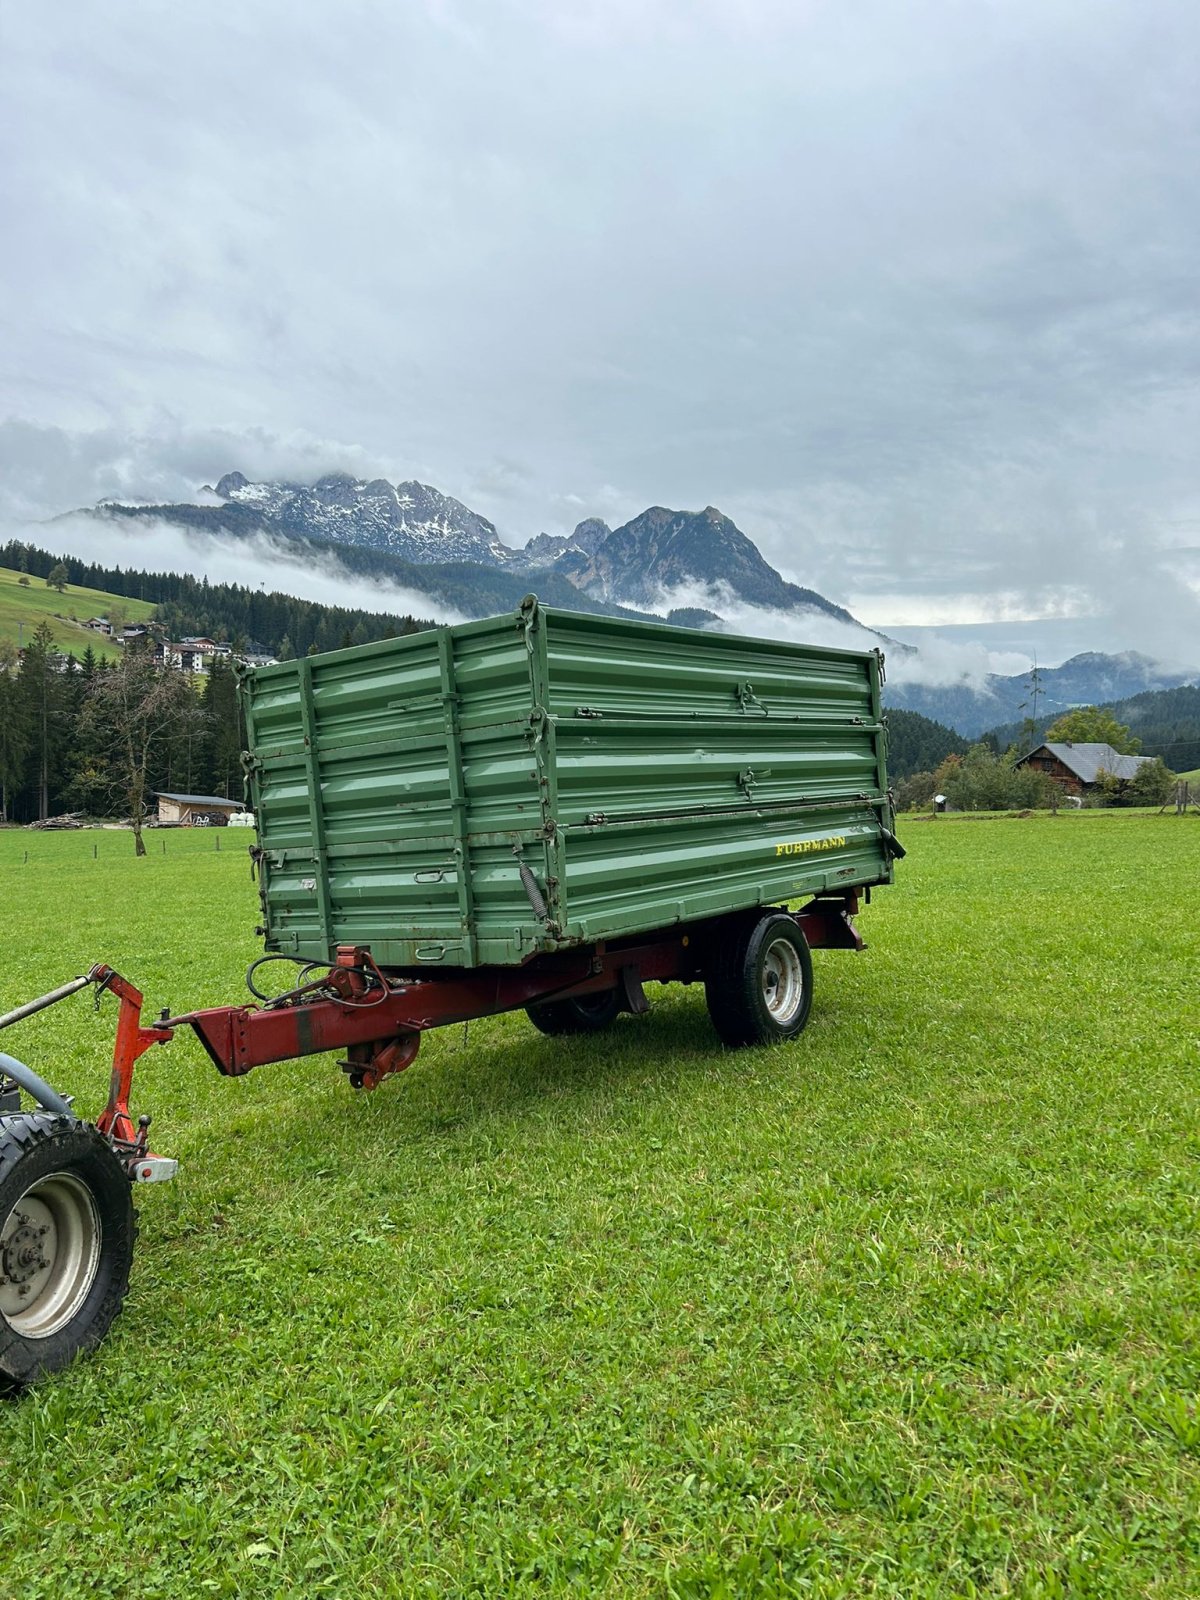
[
  {"x1": 1, "y1": 1213, "x2": 50, "y2": 1287},
  {"x1": 761, "y1": 937, "x2": 804, "y2": 1025},
  {"x1": 0, "y1": 1174, "x2": 102, "y2": 1337}
]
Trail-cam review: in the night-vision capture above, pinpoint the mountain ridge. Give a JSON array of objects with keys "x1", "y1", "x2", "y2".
[
  {"x1": 887, "y1": 651, "x2": 1196, "y2": 736},
  {"x1": 555, "y1": 504, "x2": 856, "y2": 623},
  {"x1": 77, "y1": 471, "x2": 865, "y2": 630}
]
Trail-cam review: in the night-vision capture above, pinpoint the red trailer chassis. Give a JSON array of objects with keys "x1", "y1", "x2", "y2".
[{"x1": 0, "y1": 895, "x2": 864, "y2": 1181}]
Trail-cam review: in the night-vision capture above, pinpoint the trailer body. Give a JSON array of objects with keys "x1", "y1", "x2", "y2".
[{"x1": 242, "y1": 598, "x2": 896, "y2": 970}]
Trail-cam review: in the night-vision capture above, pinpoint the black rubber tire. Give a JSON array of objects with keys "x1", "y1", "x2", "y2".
[
  {"x1": 705, "y1": 912, "x2": 814, "y2": 1048},
  {"x1": 0, "y1": 1114, "x2": 136, "y2": 1391},
  {"x1": 525, "y1": 989, "x2": 625, "y2": 1037}
]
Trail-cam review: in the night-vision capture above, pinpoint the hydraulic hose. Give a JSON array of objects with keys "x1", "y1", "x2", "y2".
[{"x1": 0, "y1": 1051, "x2": 73, "y2": 1118}]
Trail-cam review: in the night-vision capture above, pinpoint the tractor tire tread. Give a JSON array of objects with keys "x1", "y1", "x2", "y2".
[{"x1": 0, "y1": 1114, "x2": 136, "y2": 1392}]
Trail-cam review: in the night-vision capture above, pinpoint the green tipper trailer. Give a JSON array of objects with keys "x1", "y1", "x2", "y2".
[{"x1": 241, "y1": 596, "x2": 901, "y2": 1056}]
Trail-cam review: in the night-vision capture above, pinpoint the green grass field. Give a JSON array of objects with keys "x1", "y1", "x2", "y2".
[
  {"x1": 0, "y1": 564, "x2": 155, "y2": 661},
  {"x1": 1, "y1": 814, "x2": 1198, "y2": 1597}
]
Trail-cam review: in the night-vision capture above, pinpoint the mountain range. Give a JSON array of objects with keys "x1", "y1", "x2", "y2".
[
  {"x1": 74, "y1": 470, "x2": 1196, "y2": 733},
  {"x1": 885, "y1": 652, "x2": 1197, "y2": 737},
  {"x1": 86, "y1": 471, "x2": 857, "y2": 632}
]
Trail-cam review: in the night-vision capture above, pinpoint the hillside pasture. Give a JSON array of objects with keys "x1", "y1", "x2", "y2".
[
  {"x1": 0, "y1": 813, "x2": 1197, "y2": 1597},
  {"x1": 0, "y1": 563, "x2": 155, "y2": 661}
]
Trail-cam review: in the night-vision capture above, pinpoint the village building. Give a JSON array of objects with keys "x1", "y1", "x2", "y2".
[
  {"x1": 154, "y1": 792, "x2": 243, "y2": 826},
  {"x1": 164, "y1": 643, "x2": 210, "y2": 673},
  {"x1": 85, "y1": 616, "x2": 112, "y2": 635},
  {"x1": 1015, "y1": 741, "x2": 1155, "y2": 797}
]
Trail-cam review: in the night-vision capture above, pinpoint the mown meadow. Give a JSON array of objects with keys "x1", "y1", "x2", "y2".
[{"x1": 0, "y1": 813, "x2": 1197, "y2": 1598}]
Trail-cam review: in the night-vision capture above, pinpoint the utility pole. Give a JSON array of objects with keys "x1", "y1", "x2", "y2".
[{"x1": 1018, "y1": 656, "x2": 1044, "y2": 754}]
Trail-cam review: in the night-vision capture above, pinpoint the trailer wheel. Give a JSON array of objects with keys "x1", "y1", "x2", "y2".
[
  {"x1": 525, "y1": 989, "x2": 624, "y2": 1036},
  {"x1": 0, "y1": 1115, "x2": 136, "y2": 1391},
  {"x1": 705, "y1": 913, "x2": 813, "y2": 1047}
]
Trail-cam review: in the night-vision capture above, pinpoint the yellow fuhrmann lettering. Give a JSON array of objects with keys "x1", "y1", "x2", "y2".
[{"x1": 771, "y1": 834, "x2": 846, "y2": 858}]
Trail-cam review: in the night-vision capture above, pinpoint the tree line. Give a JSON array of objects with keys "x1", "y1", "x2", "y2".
[
  {"x1": 0, "y1": 539, "x2": 433, "y2": 659},
  {"x1": 0, "y1": 626, "x2": 245, "y2": 826},
  {"x1": 884, "y1": 708, "x2": 969, "y2": 781}
]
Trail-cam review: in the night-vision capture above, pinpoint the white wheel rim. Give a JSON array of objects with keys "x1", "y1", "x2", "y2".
[
  {"x1": 0, "y1": 1172, "x2": 101, "y2": 1338},
  {"x1": 761, "y1": 937, "x2": 805, "y2": 1025}
]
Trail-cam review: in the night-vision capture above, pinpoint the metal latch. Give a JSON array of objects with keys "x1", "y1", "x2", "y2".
[
  {"x1": 735, "y1": 681, "x2": 767, "y2": 715},
  {"x1": 737, "y1": 767, "x2": 771, "y2": 799},
  {"x1": 574, "y1": 706, "x2": 604, "y2": 719}
]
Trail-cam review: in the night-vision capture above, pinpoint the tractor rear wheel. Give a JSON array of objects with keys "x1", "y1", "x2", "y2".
[
  {"x1": 525, "y1": 989, "x2": 625, "y2": 1036},
  {"x1": 0, "y1": 1114, "x2": 136, "y2": 1390}
]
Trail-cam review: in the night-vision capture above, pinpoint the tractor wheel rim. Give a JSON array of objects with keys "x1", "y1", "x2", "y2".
[
  {"x1": 761, "y1": 938, "x2": 804, "y2": 1024},
  {"x1": 0, "y1": 1172, "x2": 101, "y2": 1338}
]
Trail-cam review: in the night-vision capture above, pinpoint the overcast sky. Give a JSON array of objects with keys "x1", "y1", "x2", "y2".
[{"x1": 3, "y1": 0, "x2": 1199, "y2": 664}]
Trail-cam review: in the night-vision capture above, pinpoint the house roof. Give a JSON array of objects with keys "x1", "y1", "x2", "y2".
[
  {"x1": 155, "y1": 792, "x2": 241, "y2": 808},
  {"x1": 1023, "y1": 742, "x2": 1152, "y2": 783}
]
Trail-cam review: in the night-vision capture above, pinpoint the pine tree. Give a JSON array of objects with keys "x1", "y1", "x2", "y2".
[
  {"x1": 0, "y1": 644, "x2": 30, "y2": 823},
  {"x1": 18, "y1": 622, "x2": 66, "y2": 820},
  {"x1": 199, "y1": 655, "x2": 243, "y2": 798}
]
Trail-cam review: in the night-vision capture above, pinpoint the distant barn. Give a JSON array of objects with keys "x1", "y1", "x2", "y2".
[
  {"x1": 155, "y1": 792, "x2": 242, "y2": 826},
  {"x1": 1015, "y1": 742, "x2": 1154, "y2": 797}
]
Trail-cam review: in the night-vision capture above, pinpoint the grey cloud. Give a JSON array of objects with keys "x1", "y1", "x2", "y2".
[{"x1": 2, "y1": 0, "x2": 1199, "y2": 663}]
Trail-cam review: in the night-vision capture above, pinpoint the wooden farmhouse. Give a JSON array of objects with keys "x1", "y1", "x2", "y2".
[{"x1": 1016, "y1": 741, "x2": 1154, "y2": 797}]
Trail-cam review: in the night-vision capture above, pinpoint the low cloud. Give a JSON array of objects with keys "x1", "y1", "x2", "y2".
[
  {"x1": 647, "y1": 581, "x2": 1006, "y2": 689},
  {"x1": 11, "y1": 514, "x2": 467, "y2": 628},
  {"x1": 0, "y1": 419, "x2": 425, "y2": 530}
]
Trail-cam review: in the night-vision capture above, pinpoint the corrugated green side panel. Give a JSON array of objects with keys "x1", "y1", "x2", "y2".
[
  {"x1": 241, "y1": 600, "x2": 894, "y2": 969},
  {"x1": 540, "y1": 610, "x2": 890, "y2": 944}
]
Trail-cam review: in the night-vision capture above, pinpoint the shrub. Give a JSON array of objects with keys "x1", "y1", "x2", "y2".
[{"x1": 942, "y1": 744, "x2": 1056, "y2": 811}]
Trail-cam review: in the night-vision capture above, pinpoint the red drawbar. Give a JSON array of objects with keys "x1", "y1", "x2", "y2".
[{"x1": 96, "y1": 897, "x2": 862, "y2": 1102}]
